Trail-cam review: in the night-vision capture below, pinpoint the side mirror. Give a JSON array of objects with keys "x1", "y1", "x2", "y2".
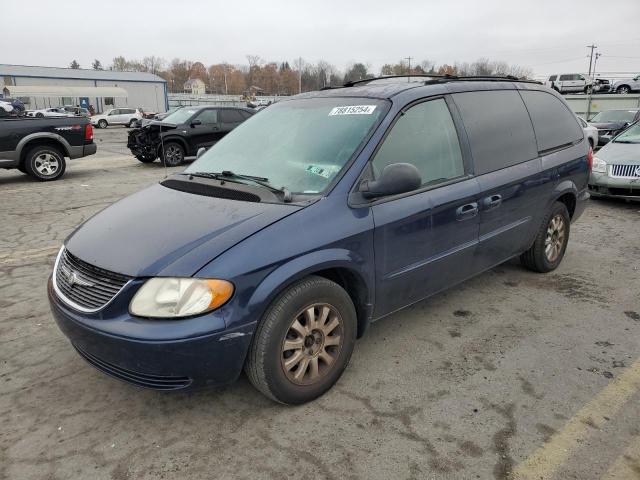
[
  {"x1": 359, "y1": 163, "x2": 422, "y2": 199},
  {"x1": 191, "y1": 119, "x2": 202, "y2": 127},
  {"x1": 196, "y1": 147, "x2": 206, "y2": 159}
]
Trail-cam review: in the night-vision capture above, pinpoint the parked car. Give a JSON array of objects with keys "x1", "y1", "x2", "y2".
[
  {"x1": 589, "y1": 121, "x2": 640, "y2": 200},
  {"x1": 593, "y1": 78, "x2": 611, "y2": 93},
  {"x1": 131, "y1": 106, "x2": 182, "y2": 128},
  {"x1": 91, "y1": 108, "x2": 143, "y2": 128},
  {"x1": 0, "y1": 100, "x2": 14, "y2": 116},
  {"x1": 0, "y1": 116, "x2": 96, "y2": 180},
  {"x1": 62, "y1": 106, "x2": 90, "y2": 117},
  {"x1": 48, "y1": 77, "x2": 589, "y2": 404},
  {"x1": 546, "y1": 73, "x2": 593, "y2": 94},
  {"x1": 126, "y1": 106, "x2": 254, "y2": 166},
  {"x1": 612, "y1": 75, "x2": 640, "y2": 94},
  {"x1": 589, "y1": 109, "x2": 640, "y2": 145},
  {"x1": 26, "y1": 107, "x2": 71, "y2": 118},
  {"x1": 577, "y1": 116, "x2": 598, "y2": 148}
]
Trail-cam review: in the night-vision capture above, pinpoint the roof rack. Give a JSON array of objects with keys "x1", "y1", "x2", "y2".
[{"x1": 336, "y1": 74, "x2": 541, "y2": 88}]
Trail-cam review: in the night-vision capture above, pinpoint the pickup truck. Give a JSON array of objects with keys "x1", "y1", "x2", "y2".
[{"x1": 0, "y1": 117, "x2": 97, "y2": 181}]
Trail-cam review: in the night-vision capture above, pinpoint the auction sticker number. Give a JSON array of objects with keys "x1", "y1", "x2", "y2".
[{"x1": 329, "y1": 105, "x2": 376, "y2": 116}]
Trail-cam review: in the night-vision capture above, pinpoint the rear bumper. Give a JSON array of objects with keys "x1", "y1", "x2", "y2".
[
  {"x1": 48, "y1": 278, "x2": 254, "y2": 390},
  {"x1": 572, "y1": 189, "x2": 590, "y2": 222},
  {"x1": 68, "y1": 143, "x2": 97, "y2": 159}
]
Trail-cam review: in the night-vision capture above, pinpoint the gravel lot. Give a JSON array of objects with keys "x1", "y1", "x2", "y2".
[{"x1": 1, "y1": 127, "x2": 639, "y2": 480}]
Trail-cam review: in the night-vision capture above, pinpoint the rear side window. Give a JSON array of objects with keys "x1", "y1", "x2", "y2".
[
  {"x1": 520, "y1": 91, "x2": 583, "y2": 153},
  {"x1": 453, "y1": 90, "x2": 537, "y2": 175},
  {"x1": 559, "y1": 74, "x2": 571, "y2": 81},
  {"x1": 239, "y1": 110, "x2": 252, "y2": 119},
  {"x1": 372, "y1": 98, "x2": 464, "y2": 186},
  {"x1": 220, "y1": 109, "x2": 244, "y2": 123},
  {"x1": 548, "y1": 75, "x2": 557, "y2": 81}
]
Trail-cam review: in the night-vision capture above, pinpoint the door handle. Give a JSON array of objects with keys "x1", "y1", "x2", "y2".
[
  {"x1": 482, "y1": 194, "x2": 502, "y2": 210},
  {"x1": 456, "y1": 202, "x2": 478, "y2": 221}
]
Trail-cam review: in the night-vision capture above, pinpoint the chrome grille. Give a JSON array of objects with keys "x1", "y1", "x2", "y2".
[
  {"x1": 54, "y1": 248, "x2": 130, "y2": 312},
  {"x1": 610, "y1": 164, "x2": 640, "y2": 178}
]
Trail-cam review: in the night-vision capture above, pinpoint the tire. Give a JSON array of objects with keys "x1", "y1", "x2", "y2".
[
  {"x1": 98, "y1": 119, "x2": 108, "y2": 129},
  {"x1": 588, "y1": 137, "x2": 594, "y2": 149},
  {"x1": 161, "y1": 142, "x2": 185, "y2": 167},
  {"x1": 17, "y1": 164, "x2": 27, "y2": 174},
  {"x1": 135, "y1": 155, "x2": 156, "y2": 163},
  {"x1": 36, "y1": 112, "x2": 44, "y2": 118},
  {"x1": 127, "y1": 119, "x2": 136, "y2": 128},
  {"x1": 24, "y1": 145, "x2": 66, "y2": 181},
  {"x1": 520, "y1": 202, "x2": 570, "y2": 273},
  {"x1": 616, "y1": 85, "x2": 631, "y2": 94},
  {"x1": 245, "y1": 276, "x2": 357, "y2": 405}
]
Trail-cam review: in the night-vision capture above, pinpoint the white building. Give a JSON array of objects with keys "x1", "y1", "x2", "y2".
[
  {"x1": 0, "y1": 64, "x2": 168, "y2": 114},
  {"x1": 183, "y1": 78, "x2": 206, "y2": 95}
]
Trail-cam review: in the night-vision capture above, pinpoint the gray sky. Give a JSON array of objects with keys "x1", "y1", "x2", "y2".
[{"x1": 3, "y1": 0, "x2": 640, "y2": 78}]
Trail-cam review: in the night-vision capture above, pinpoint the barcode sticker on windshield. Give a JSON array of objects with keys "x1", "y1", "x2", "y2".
[{"x1": 329, "y1": 105, "x2": 376, "y2": 116}]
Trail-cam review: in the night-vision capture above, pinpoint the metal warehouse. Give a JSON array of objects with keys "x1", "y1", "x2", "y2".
[{"x1": 0, "y1": 64, "x2": 168, "y2": 114}]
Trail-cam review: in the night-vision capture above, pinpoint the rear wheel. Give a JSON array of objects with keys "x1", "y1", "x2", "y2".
[
  {"x1": 36, "y1": 112, "x2": 44, "y2": 118},
  {"x1": 98, "y1": 119, "x2": 108, "y2": 129},
  {"x1": 616, "y1": 85, "x2": 631, "y2": 94},
  {"x1": 245, "y1": 276, "x2": 357, "y2": 404},
  {"x1": 161, "y1": 142, "x2": 185, "y2": 167},
  {"x1": 521, "y1": 202, "x2": 570, "y2": 273},
  {"x1": 127, "y1": 119, "x2": 137, "y2": 128},
  {"x1": 24, "y1": 146, "x2": 66, "y2": 181}
]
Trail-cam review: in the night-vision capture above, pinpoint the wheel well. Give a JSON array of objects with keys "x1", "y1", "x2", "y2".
[
  {"x1": 617, "y1": 84, "x2": 630, "y2": 90},
  {"x1": 19, "y1": 139, "x2": 68, "y2": 166},
  {"x1": 557, "y1": 192, "x2": 576, "y2": 219},
  {"x1": 312, "y1": 267, "x2": 371, "y2": 338},
  {"x1": 588, "y1": 137, "x2": 594, "y2": 148}
]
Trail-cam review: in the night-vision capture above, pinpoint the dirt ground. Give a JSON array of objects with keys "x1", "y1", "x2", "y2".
[{"x1": 1, "y1": 127, "x2": 639, "y2": 480}]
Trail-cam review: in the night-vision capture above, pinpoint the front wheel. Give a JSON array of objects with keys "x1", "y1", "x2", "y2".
[
  {"x1": 521, "y1": 202, "x2": 570, "y2": 272},
  {"x1": 98, "y1": 119, "x2": 108, "y2": 129},
  {"x1": 617, "y1": 85, "x2": 631, "y2": 94},
  {"x1": 161, "y1": 142, "x2": 185, "y2": 167},
  {"x1": 245, "y1": 276, "x2": 357, "y2": 404},
  {"x1": 135, "y1": 155, "x2": 156, "y2": 163}
]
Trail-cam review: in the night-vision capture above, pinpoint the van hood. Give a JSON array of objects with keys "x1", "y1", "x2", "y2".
[{"x1": 65, "y1": 183, "x2": 301, "y2": 277}]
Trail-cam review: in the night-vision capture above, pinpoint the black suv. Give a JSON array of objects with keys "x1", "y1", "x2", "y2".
[{"x1": 127, "y1": 106, "x2": 254, "y2": 166}]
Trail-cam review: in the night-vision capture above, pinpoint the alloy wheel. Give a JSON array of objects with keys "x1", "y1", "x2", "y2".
[
  {"x1": 165, "y1": 145, "x2": 183, "y2": 165},
  {"x1": 545, "y1": 214, "x2": 566, "y2": 262},
  {"x1": 281, "y1": 303, "x2": 343, "y2": 385},
  {"x1": 34, "y1": 153, "x2": 60, "y2": 177}
]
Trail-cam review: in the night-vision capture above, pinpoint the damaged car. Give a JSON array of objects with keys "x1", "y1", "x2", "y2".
[{"x1": 127, "y1": 105, "x2": 254, "y2": 166}]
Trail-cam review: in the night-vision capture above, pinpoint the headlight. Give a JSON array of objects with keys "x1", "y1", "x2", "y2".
[
  {"x1": 592, "y1": 156, "x2": 607, "y2": 174},
  {"x1": 130, "y1": 278, "x2": 233, "y2": 318}
]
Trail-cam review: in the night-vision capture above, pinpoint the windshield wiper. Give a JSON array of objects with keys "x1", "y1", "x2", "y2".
[{"x1": 182, "y1": 171, "x2": 292, "y2": 202}]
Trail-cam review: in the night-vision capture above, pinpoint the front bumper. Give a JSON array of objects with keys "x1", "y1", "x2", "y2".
[
  {"x1": 48, "y1": 278, "x2": 254, "y2": 390},
  {"x1": 588, "y1": 172, "x2": 640, "y2": 201}
]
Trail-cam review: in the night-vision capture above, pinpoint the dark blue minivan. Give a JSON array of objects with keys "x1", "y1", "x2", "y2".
[{"x1": 48, "y1": 76, "x2": 590, "y2": 404}]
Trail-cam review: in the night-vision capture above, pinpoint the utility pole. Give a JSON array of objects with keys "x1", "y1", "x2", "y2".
[
  {"x1": 223, "y1": 63, "x2": 228, "y2": 95},
  {"x1": 586, "y1": 44, "x2": 597, "y2": 77},
  {"x1": 586, "y1": 52, "x2": 602, "y2": 121},
  {"x1": 294, "y1": 57, "x2": 304, "y2": 94},
  {"x1": 404, "y1": 56, "x2": 413, "y2": 82}
]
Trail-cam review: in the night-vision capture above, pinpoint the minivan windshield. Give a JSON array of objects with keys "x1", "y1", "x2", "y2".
[
  {"x1": 185, "y1": 98, "x2": 388, "y2": 194},
  {"x1": 613, "y1": 123, "x2": 640, "y2": 143},
  {"x1": 590, "y1": 110, "x2": 637, "y2": 123},
  {"x1": 162, "y1": 108, "x2": 199, "y2": 124}
]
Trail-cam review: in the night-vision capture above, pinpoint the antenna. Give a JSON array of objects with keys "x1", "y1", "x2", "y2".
[{"x1": 159, "y1": 124, "x2": 168, "y2": 178}]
